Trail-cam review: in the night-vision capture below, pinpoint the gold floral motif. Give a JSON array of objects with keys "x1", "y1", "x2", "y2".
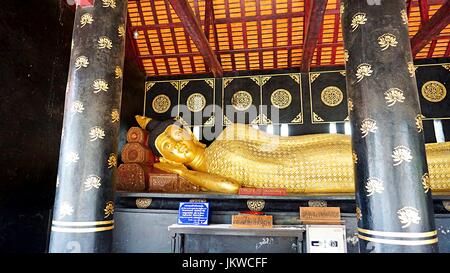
[
  {"x1": 348, "y1": 98, "x2": 354, "y2": 112},
  {"x1": 247, "y1": 200, "x2": 265, "y2": 212},
  {"x1": 309, "y1": 73, "x2": 320, "y2": 83},
  {"x1": 250, "y1": 76, "x2": 261, "y2": 86},
  {"x1": 72, "y1": 100, "x2": 85, "y2": 113},
  {"x1": 340, "y1": 3, "x2": 345, "y2": 18},
  {"x1": 251, "y1": 114, "x2": 272, "y2": 125},
  {"x1": 291, "y1": 113, "x2": 303, "y2": 123},
  {"x1": 313, "y1": 112, "x2": 324, "y2": 122},
  {"x1": 93, "y1": 79, "x2": 109, "y2": 93},
  {"x1": 289, "y1": 74, "x2": 301, "y2": 84},
  {"x1": 416, "y1": 114, "x2": 425, "y2": 133},
  {"x1": 231, "y1": 91, "x2": 253, "y2": 111},
  {"x1": 397, "y1": 207, "x2": 421, "y2": 228},
  {"x1": 344, "y1": 50, "x2": 349, "y2": 62},
  {"x1": 360, "y1": 118, "x2": 378, "y2": 138},
  {"x1": 351, "y1": 13, "x2": 367, "y2": 32},
  {"x1": 80, "y1": 13, "x2": 93, "y2": 28},
  {"x1": 145, "y1": 82, "x2": 155, "y2": 92},
  {"x1": 442, "y1": 64, "x2": 450, "y2": 71},
  {"x1": 102, "y1": 0, "x2": 116, "y2": 8},
  {"x1": 384, "y1": 88, "x2": 405, "y2": 106},
  {"x1": 356, "y1": 63, "x2": 373, "y2": 83},
  {"x1": 108, "y1": 153, "x2": 117, "y2": 169},
  {"x1": 98, "y1": 36, "x2": 113, "y2": 50},
  {"x1": 421, "y1": 81, "x2": 447, "y2": 102},
  {"x1": 84, "y1": 175, "x2": 101, "y2": 191},
  {"x1": 400, "y1": 9, "x2": 408, "y2": 25},
  {"x1": 115, "y1": 66, "x2": 123, "y2": 79},
  {"x1": 204, "y1": 115, "x2": 215, "y2": 126},
  {"x1": 67, "y1": 151, "x2": 79, "y2": 164},
  {"x1": 179, "y1": 81, "x2": 189, "y2": 90},
  {"x1": 422, "y1": 173, "x2": 431, "y2": 193},
  {"x1": 205, "y1": 79, "x2": 214, "y2": 89},
  {"x1": 111, "y1": 109, "x2": 120, "y2": 123},
  {"x1": 75, "y1": 56, "x2": 89, "y2": 70},
  {"x1": 271, "y1": 89, "x2": 292, "y2": 109},
  {"x1": 408, "y1": 62, "x2": 417, "y2": 77},
  {"x1": 89, "y1": 126, "x2": 105, "y2": 141},
  {"x1": 118, "y1": 24, "x2": 125, "y2": 38},
  {"x1": 187, "y1": 93, "x2": 206, "y2": 112},
  {"x1": 321, "y1": 86, "x2": 343, "y2": 107},
  {"x1": 356, "y1": 207, "x2": 362, "y2": 221},
  {"x1": 392, "y1": 146, "x2": 413, "y2": 166},
  {"x1": 223, "y1": 78, "x2": 233, "y2": 88},
  {"x1": 365, "y1": 177, "x2": 384, "y2": 197},
  {"x1": 352, "y1": 151, "x2": 358, "y2": 164},
  {"x1": 378, "y1": 33, "x2": 398, "y2": 51},
  {"x1": 152, "y1": 94, "x2": 171, "y2": 113},
  {"x1": 223, "y1": 115, "x2": 232, "y2": 125},
  {"x1": 59, "y1": 202, "x2": 74, "y2": 219},
  {"x1": 104, "y1": 201, "x2": 114, "y2": 218},
  {"x1": 260, "y1": 76, "x2": 271, "y2": 86},
  {"x1": 171, "y1": 81, "x2": 180, "y2": 90},
  {"x1": 136, "y1": 198, "x2": 152, "y2": 209}
]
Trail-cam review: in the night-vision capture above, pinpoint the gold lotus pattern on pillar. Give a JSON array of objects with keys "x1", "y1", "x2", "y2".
[
  {"x1": 118, "y1": 24, "x2": 125, "y2": 38},
  {"x1": 356, "y1": 207, "x2": 362, "y2": 221},
  {"x1": 397, "y1": 207, "x2": 421, "y2": 228},
  {"x1": 416, "y1": 114, "x2": 425, "y2": 133},
  {"x1": 98, "y1": 36, "x2": 113, "y2": 49},
  {"x1": 104, "y1": 201, "x2": 114, "y2": 218},
  {"x1": 360, "y1": 118, "x2": 378, "y2": 138},
  {"x1": 407, "y1": 62, "x2": 417, "y2": 77},
  {"x1": 66, "y1": 151, "x2": 80, "y2": 164},
  {"x1": 400, "y1": 9, "x2": 408, "y2": 25},
  {"x1": 72, "y1": 101, "x2": 85, "y2": 113},
  {"x1": 59, "y1": 202, "x2": 74, "y2": 219},
  {"x1": 356, "y1": 63, "x2": 373, "y2": 83},
  {"x1": 89, "y1": 127, "x2": 106, "y2": 141},
  {"x1": 152, "y1": 94, "x2": 171, "y2": 113},
  {"x1": 365, "y1": 177, "x2": 384, "y2": 197},
  {"x1": 84, "y1": 175, "x2": 101, "y2": 191},
  {"x1": 75, "y1": 56, "x2": 89, "y2": 70},
  {"x1": 377, "y1": 33, "x2": 398, "y2": 51},
  {"x1": 187, "y1": 93, "x2": 206, "y2": 112},
  {"x1": 80, "y1": 13, "x2": 93, "y2": 28},
  {"x1": 384, "y1": 88, "x2": 405, "y2": 106},
  {"x1": 111, "y1": 109, "x2": 120, "y2": 123},
  {"x1": 270, "y1": 89, "x2": 292, "y2": 109},
  {"x1": 93, "y1": 79, "x2": 109, "y2": 93},
  {"x1": 344, "y1": 50, "x2": 349, "y2": 62},
  {"x1": 352, "y1": 151, "x2": 358, "y2": 164},
  {"x1": 422, "y1": 173, "x2": 431, "y2": 193},
  {"x1": 115, "y1": 66, "x2": 123, "y2": 79},
  {"x1": 102, "y1": 0, "x2": 116, "y2": 9},
  {"x1": 351, "y1": 13, "x2": 367, "y2": 32},
  {"x1": 392, "y1": 146, "x2": 413, "y2": 166},
  {"x1": 321, "y1": 86, "x2": 343, "y2": 107},
  {"x1": 348, "y1": 98, "x2": 354, "y2": 112},
  {"x1": 107, "y1": 154, "x2": 117, "y2": 169},
  {"x1": 231, "y1": 91, "x2": 253, "y2": 111},
  {"x1": 421, "y1": 81, "x2": 447, "y2": 102}
]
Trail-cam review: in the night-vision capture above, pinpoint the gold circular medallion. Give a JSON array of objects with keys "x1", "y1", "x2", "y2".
[
  {"x1": 152, "y1": 94, "x2": 171, "y2": 113},
  {"x1": 421, "y1": 81, "x2": 446, "y2": 102},
  {"x1": 270, "y1": 89, "x2": 292, "y2": 109},
  {"x1": 321, "y1": 86, "x2": 344, "y2": 107},
  {"x1": 231, "y1": 90, "x2": 253, "y2": 111},
  {"x1": 187, "y1": 93, "x2": 206, "y2": 112}
]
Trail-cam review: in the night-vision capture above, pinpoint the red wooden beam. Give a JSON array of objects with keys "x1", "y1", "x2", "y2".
[
  {"x1": 168, "y1": 0, "x2": 223, "y2": 77},
  {"x1": 419, "y1": 0, "x2": 430, "y2": 24},
  {"x1": 411, "y1": 0, "x2": 450, "y2": 56},
  {"x1": 301, "y1": 0, "x2": 328, "y2": 72},
  {"x1": 204, "y1": 0, "x2": 213, "y2": 41}
]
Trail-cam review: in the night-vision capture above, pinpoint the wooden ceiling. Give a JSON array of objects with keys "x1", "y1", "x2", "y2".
[{"x1": 127, "y1": 0, "x2": 450, "y2": 77}]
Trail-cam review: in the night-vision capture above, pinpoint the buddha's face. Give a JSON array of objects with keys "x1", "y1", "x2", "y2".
[{"x1": 155, "y1": 125, "x2": 204, "y2": 163}]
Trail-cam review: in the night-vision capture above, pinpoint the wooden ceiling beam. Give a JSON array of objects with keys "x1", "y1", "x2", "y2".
[
  {"x1": 168, "y1": 0, "x2": 223, "y2": 77},
  {"x1": 418, "y1": 0, "x2": 430, "y2": 24},
  {"x1": 300, "y1": 0, "x2": 328, "y2": 73},
  {"x1": 410, "y1": 0, "x2": 450, "y2": 56}
]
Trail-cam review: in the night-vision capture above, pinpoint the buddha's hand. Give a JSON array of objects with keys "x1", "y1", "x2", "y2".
[{"x1": 153, "y1": 158, "x2": 188, "y2": 175}]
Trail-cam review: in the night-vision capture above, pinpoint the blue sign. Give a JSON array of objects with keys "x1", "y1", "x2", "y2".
[{"x1": 178, "y1": 202, "x2": 209, "y2": 225}]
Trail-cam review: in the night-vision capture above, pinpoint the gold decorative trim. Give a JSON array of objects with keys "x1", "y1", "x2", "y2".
[
  {"x1": 442, "y1": 64, "x2": 450, "y2": 71},
  {"x1": 251, "y1": 114, "x2": 272, "y2": 125},
  {"x1": 118, "y1": 24, "x2": 125, "y2": 38},
  {"x1": 179, "y1": 80, "x2": 189, "y2": 90},
  {"x1": 422, "y1": 173, "x2": 431, "y2": 193},
  {"x1": 170, "y1": 81, "x2": 179, "y2": 90},
  {"x1": 321, "y1": 86, "x2": 344, "y2": 107},
  {"x1": 136, "y1": 198, "x2": 152, "y2": 209},
  {"x1": 174, "y1": 116, "x2": 189, "y2": 126},
  {"x1": 289, "y1": 74, "x2": 301, "y2": 84},
  {"x1": 247, "y1": 200, "x2": 265, "y2": 212},
  {"x1": 205, "y1": 79, "x2": 214, "y2": 89},
  {"x1": 416, "y1": 114, "x2": 425, "y2": 132},
  {"x1": 223, "y1": 115, "x2": 232, "y2": 126},
  {"x1": 291, "y1": 113, "x2": 303, "y2": 123},
  {"x1": 231, "y1": 90, "x2": 253, "y2": 111},
  {"x1": 145, "y1": 82, "x2": 155, "y2": 92},
  {"x1": 152, "y1": 94, "x2": 171, "y2": 114},
  {"x1": 358, "y1": 228, "x2": 437, "y2": 238},
  {"x1": 51, "y1": 225, "x2": 114, "y2": 233},
  {"x1": 400, "y1": 9, "x2": 408, "y2": 25},
  {"x1": 204, "y1": 115, "x2": 215, "y2": 126},
  {"x1": 187, "y1": 93, "x2": 206, "y2": 113},
  {"x1": 115, "y1": 66, "x2": 123, "y2": 79},
  {"x1": 250, "y1": 76, "x2": 260, "y2": 86},
  {"x1": 52, "y1": 220, "x2": 114, "y2": 227},
  {"x1": 107, "y1": 153, "x2": 117, "y2": 169},
  {"x1": 421, "y1": 81, "x2": 447, "y2": 103},
  {"x1": 104, "y1": 201, "x2": 114, "y2": 218},
  {"x1": 309, "y1": 73, "x2": 320, "y2": 83},
  {"x1": 270, "y1": 89, "x2": 292, "y2": 109},
  {"x1": 313, "y1": 112, "x2": 324, "y2": 122},
  {"x1": 260, "y1": 76, "x2": 271, "y2": 86},
  {"x1": 339, "y1": 71, "x2": 346, "y2": 77},
  {"x1": 408, "y1": 62, "x2": 417, "y2": 77},
  {"x1": 357, "y1": 234, "x2": 438, "y2": 246},
  {"x1": 223, "y1": 78, "x2": 233, "y2": 88},
  {"x1": 356, "y1": 207, "x2": 362, "y2": 221}
]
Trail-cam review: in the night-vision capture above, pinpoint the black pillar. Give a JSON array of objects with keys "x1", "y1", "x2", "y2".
[
  {"x1": 341, "y1": 0, "x2": 438, "y2": 252},
  {"x1": 49, "y1": 0, "x2": 128, "y2": 253}
]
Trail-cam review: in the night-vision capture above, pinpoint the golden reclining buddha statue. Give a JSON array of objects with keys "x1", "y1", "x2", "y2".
[{"x1": 136, "y1": 115, "x2": 450, "y2": 194}]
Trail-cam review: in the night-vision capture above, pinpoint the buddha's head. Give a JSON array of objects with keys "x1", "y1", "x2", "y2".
[{"x1": 135, "y1": 115, "x2": 205, "y2": 165}]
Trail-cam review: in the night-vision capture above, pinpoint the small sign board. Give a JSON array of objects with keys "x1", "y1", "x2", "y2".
[
  {"x1": 306, "y1": 225, "x2": 347, "y2": 253},
  {"x1": 231, "y1": 214, "x2": 273, "y2": 228},
  {"x1": 177, "y1": 202, "x2": 209, "y2": 225},
  {"x1": 300, "y1": 207, "x2": 341, "y2": 225}
]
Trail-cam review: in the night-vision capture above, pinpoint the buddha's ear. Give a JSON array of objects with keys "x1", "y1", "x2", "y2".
[{"x1": 184, "y1": 127, "x2": 206, "y2": 148}]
